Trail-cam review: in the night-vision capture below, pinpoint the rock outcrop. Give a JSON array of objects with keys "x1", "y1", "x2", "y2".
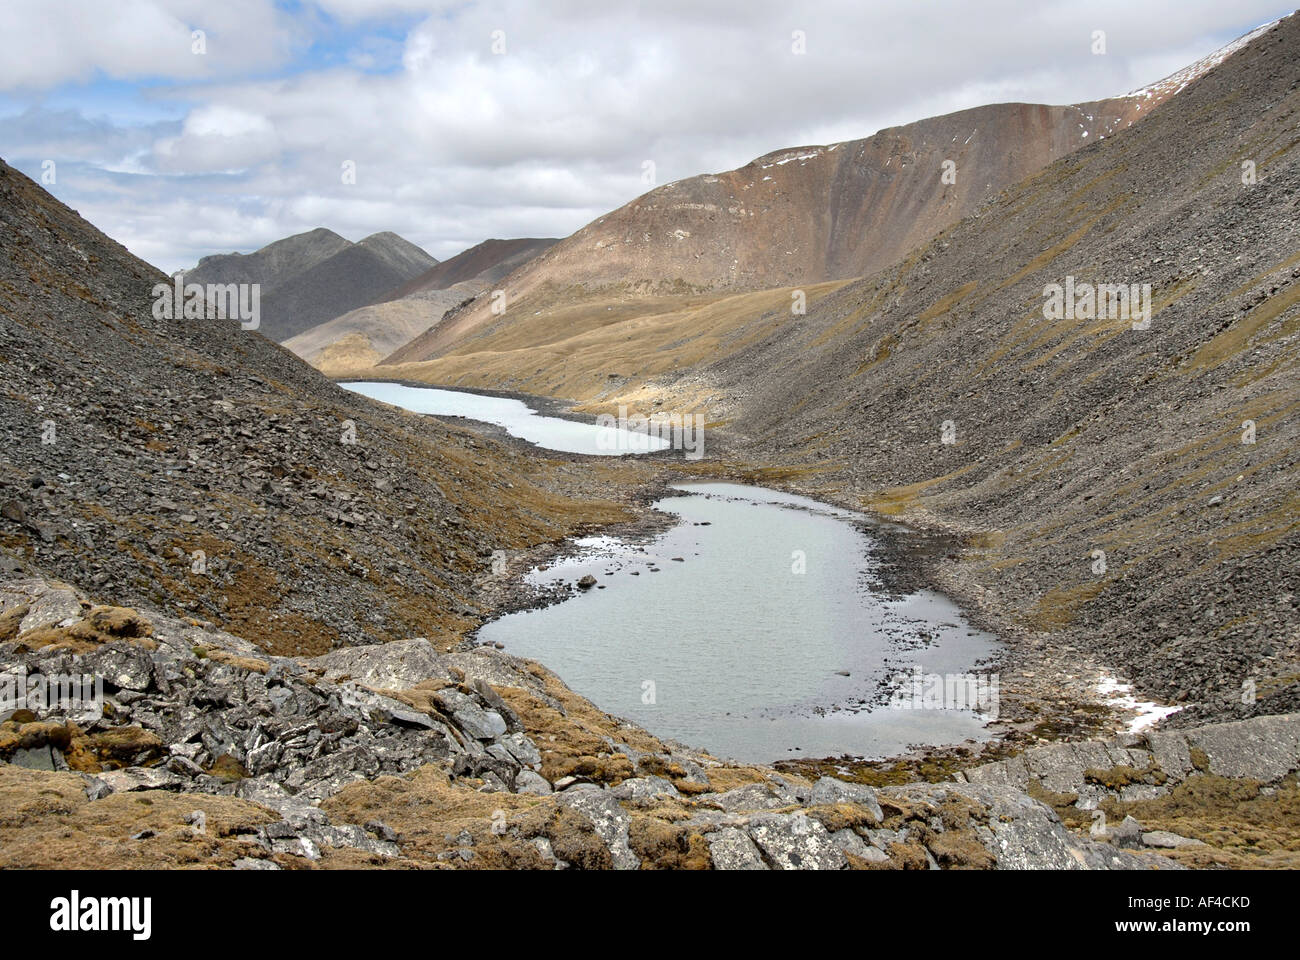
[{"x1": 1, "y1": 573, "x2": 1207, "y2": 870}]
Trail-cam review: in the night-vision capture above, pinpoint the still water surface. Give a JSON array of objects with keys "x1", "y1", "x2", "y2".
[
  {"x1": 479, "y1": 482, "x2": 999, "y2": 763},
  {"x1": 340, "y1": 381, "x2": 669, "y2": 455}
]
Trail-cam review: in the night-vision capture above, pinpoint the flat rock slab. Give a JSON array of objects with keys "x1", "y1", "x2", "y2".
[
  {"x1": 745, "y1": 812, "x2": 847, "y2": 870},
  {"x1": 1186, "y1": 715, "x2": 1300, "y2": 781},
  {"x1": 17, "y1": 585, "x2": 82, "y2": 634},
  {"x1": 809, "y1": 776, "x2": 884, "y2": 823},
  {"x1": 308, "y1": 637, "x2": 450, "y2": 689},
  {"x1": 965, "y1": 714, "x2": 1300, "y2": 799},
  {"x1": 885, "y1": 783, "x2": 1181, "y2": 871}
]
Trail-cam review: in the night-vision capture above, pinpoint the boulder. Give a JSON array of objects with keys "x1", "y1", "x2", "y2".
[
  {"x1": 558, "y1": 791, "x2": 640, "y2": 870},
  {"x1": 307, "y1": 638, "x2": 450, "y2": 689},
  {"x1": 745, "y1": 812, "x2": 847, "y2": 870},
  {"x1": 809, "y1": 776, "x2": 884, "y2": 823},
  {"x1": 707, "y1": 827, "x2": 768, "y2": 870}
]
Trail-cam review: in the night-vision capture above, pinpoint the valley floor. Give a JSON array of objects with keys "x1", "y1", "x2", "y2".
[{"x1": 4, "y1": 409, "x2": 1296, "y2": 869}]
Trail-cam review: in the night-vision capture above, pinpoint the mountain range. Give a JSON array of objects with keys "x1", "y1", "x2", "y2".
[
  {"x1": 281, "y1": 237, "x2": 558, "y2": 376},
  {"x1": 185, "y1": 228, "x2": 437, "y2": 343},
  {"x1": 381, "y1": 50, "x2": 1232, "y2": 371}
]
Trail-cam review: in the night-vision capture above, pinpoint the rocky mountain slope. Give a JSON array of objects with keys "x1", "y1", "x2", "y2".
[
  {"x1": 186, "y1": 229, "x2": 437, "y2": 342},
  {"x1": 384, "y1": 60, "x2": 1223, "y2": 369},
  {"x1": 282, "y1": 238, "x2": 558, "y2": 377},
  {"x1": 646, "y1": 16, "x2": 1300, "y2": 726},
  {"x1": 0, "y1": 156, "x2": 625, "y2": 656}
]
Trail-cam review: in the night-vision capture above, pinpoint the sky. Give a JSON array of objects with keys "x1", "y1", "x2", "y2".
[{"x1": 0, "y1": 0, "x2": 1292, "y2": 273}]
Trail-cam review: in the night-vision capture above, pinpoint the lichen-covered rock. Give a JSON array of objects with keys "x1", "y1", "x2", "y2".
[
  {"x1": 707, "y1": 827, "x2": 767, "y2": 870},
  {"x1": 308, "y1": 638, "x2": 451, "y2": 689},
  {"x1": 745, "y1": 812, "x2": 847, "y2": 870},
  {"x1": 557, "y1": 790, "x2": 640, "y2": 870}
]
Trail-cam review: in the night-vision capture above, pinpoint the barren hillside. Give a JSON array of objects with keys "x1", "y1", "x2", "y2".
[
  {"x1": 0, "y1": 158, "x2": 626, "y2": 656},
  {"x1": 386, "y1": 90, "x2": 1188, "y2": 368},
  {"x1": 392, "y1": 237, "x2": 559, "y2": 299}
]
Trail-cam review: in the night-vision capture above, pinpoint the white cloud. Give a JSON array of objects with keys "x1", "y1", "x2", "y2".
[
  {"x1": 0, "y1": 0, "x2": 293, "y2": 89},
  {"x1": 0, "y1": 0, "x2": 1291, "y2": 271},
  {"x1": 153, "y1": 105, "x2": 281, "y2": 173}
]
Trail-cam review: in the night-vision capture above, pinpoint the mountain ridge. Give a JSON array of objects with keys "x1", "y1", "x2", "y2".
[
  {"x1": 382, "y1": 21, "x2": 1280, "y2": 371},
  {"x1": 385, "y1": 97, "x2": 1169, "y2": 366},
  {"x1": 282, "y1": 237, "x2": 561, "y2": 376},
  {"x1": 185, "y1": 228, "x2": 437, "y2": 343}
]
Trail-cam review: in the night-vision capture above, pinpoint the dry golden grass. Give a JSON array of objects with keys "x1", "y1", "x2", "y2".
[
  {"x1": 312, "y1": 332, "x2": 383, "y2": 375},
  {"x1": 14, "y1": 605, "x2": 154, "y2": 654},
  {"x1": 0, "y1": 764, "x2": 298, "y2": 869},
  {"x1": 366, "y1": 279, "x2": 851, "y2": 407}
]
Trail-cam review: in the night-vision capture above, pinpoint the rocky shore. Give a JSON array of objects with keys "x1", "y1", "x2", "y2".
[{"x1": 5, "y1": 572, "x2": 1297, "y2": 869}]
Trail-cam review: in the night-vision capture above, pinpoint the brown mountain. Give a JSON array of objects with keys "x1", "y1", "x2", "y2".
[
  {"x1": 382, "y1": 27, "x2": 1271, "y2": 375},
  {"x1": 384, "y1": 94, "x2": 1181, "y2": 368},
  {"x1": 389, "y1": 237, "x2": 559, "y2": 299}
]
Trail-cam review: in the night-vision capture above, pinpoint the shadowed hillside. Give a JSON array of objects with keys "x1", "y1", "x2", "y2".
[
  {"x1": 0, "y1": 158, "x2": 628, "y2": 655},
  {"x1": 674, "y1": 15, "x2": 1300, "y2": 724},
  {"x1": 186, "y1": 229, "x2": 437, "y2": 343},
  {"x1": 391, "y1": 237, "x2": 559, "y2": 299},
  {"x1": 186, "y1": 227, "x2": 352, "y2": 290}
]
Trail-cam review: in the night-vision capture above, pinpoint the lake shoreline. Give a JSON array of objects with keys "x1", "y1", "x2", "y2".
[
  {"x1": 335, "y1": 376, "x2": 1156, "y2": 760},
  {"x1": 474, "y1": 480, "x2": 1003, "y2": 764},
  {"x1": 337, "y1": 376, "x2": 703, "y2": 461}
]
